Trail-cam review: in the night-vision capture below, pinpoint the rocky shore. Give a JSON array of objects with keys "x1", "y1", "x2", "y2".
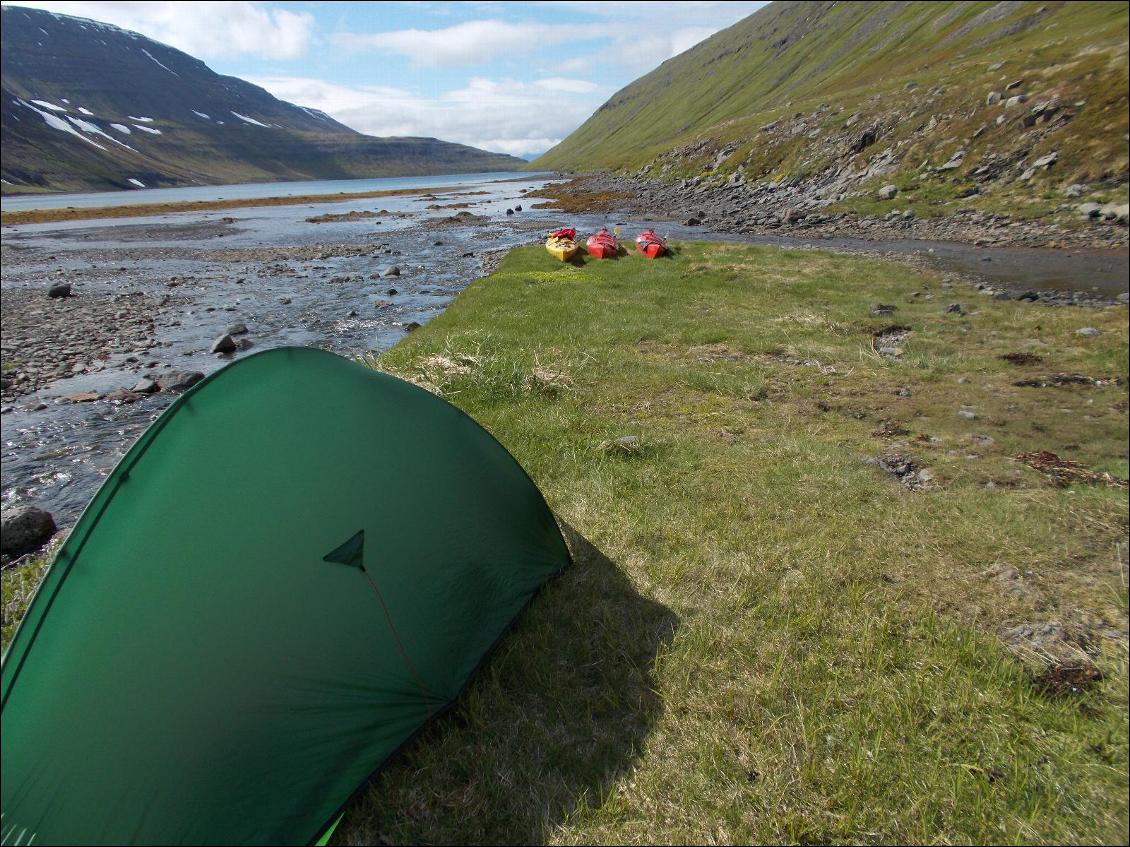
[{"x1": 542, "y1": 173, "x2": 1129, "y2": 251}]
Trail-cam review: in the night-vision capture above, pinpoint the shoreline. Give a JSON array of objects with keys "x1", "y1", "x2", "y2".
[
  {"x1": 0, "y1": 175, "x2": 542, "y2": 226},
  {"x1": 530, "y1": 173, "x2": 1130, "y2": 252}
]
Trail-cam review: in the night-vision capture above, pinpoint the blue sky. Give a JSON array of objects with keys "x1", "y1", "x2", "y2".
[{"x1": 12, "y1": 1, "x2": 769, "y2": 157}]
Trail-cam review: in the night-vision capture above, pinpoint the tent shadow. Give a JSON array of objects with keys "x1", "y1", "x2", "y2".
[{"x1": 336, "y1": 521, "x2": 678, "y2": 845}]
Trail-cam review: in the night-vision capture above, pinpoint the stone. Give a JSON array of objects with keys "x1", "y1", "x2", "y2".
[
  {"x1": 383, "y1": 265, "x2": 401, "y2": 277},
  {"x1": 870, "y1": 304, "x2": 897, "y2": 317},
  {"x1": 132, "y1": 377, "x2": 158, "y2": 394},
  {"x1": 64, "y1": 392, "x2": 100, "y2": 403},
  {"x1": 1030, "y1": 151, "x2": 1058, "y2": 169},
  {"x1": 1004, "y1": 94, "x2": 1028, "y2": 108},
  {"x1": 47, "y1": 283, "x2": 72, "y2": 298},
  {"x1": 156, "y1": 370, "x2": 204, "y2": 392},
  {"x1": 878, "y1": 184, "x2": 898, "y2": 200},
  {"x1": 958, "y1": 410, "x2": 977, "y2": 420},
  {"x1": 944, "y1": 303, "x2": 965, "y2": 315},
  {"x1": 226, "y1": 322, "x2": 249, "y2": 336},
  {"x1": 782, "y1": 207, "x2": 805, "y2": 224},
  {"x1": 1075, "y1": 327, "x2": 1100, "y2": 337},
  {"x1": 1, "y1": 505, "x2": 56, "y2": 556},
  {"x1": 986, "y1": 91, "x2": 1001, "y2": 106},
  {"x1": 105, "y1": 389, "x2": 143, "y2": 404},
  {"x1": 403, "y1": 321, "x2": 422, "y2": 332},
  {"x1": 386, "y1": 288, "x2": 398, "y2": 295},
  {"x1": 210, "y1": 334, "x2": 237, "y2": 355},
  {"x1": 683, "y1": 217, "x2": 702, "y2": 226}
]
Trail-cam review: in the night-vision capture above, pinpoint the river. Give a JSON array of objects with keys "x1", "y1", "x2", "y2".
[{"x1": 2, "y1": 171, "x2": 1127, "y2": 530}]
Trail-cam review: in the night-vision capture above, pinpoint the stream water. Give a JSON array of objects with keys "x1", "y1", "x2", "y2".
[{"x1": 2, "y1": 172, "x2": 1127, "y2": 528}]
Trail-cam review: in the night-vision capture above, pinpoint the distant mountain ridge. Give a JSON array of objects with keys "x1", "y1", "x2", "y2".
[
  {"x1": 1, "y1": 5, "x2": 524, "y2": 194},
  {"x1": 534, "y1": 1, "x2": 1128, "y2": 220}
]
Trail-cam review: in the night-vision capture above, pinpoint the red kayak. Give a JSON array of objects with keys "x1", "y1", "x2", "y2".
[
  {"x1": 585, "y1": 227, "x2": 619, "y2": 259},
  {"x1": 635, "y1": 229, "x2": 667, "y2": 258}
]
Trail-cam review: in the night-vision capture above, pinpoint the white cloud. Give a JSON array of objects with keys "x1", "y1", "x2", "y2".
[
  {"x1": 333, "y1": 19, "x2": 583, "y2": 67},
  {"x1": 247, "y1": 74, "x2": 604, "y2": 159},
  {"x1": 13, "y1": 1, "x2": 314, "y2": 59}
]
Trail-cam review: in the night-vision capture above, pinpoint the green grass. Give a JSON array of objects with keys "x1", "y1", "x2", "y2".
[
  {"x1": 339, "y1": 242, "x2": 1128, "y2": 844},
  {"x1": 3, "y1": 242, "x2": 1126, "y2": 843}
]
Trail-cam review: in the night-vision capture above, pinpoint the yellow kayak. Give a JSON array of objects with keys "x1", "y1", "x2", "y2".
[{"x1": 545, "y1": 228, "x2": 579, "y2": 261}]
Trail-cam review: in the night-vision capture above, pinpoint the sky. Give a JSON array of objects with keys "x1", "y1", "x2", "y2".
[{"x1": 9, "y1": 1, "x2": 769, "y2": 158}]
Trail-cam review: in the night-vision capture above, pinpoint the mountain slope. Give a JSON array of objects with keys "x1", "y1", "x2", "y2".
[
  {"x1": 534, "y1": 1, "x2": 1128, "y2": 217},
  {"x1": 1, "y1": 5, "x2": 523, "y2": 194}
]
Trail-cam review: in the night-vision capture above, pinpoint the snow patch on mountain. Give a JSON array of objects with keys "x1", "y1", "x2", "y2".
[
  {"x1": 30, "y1": 99, "x2": 67, "y2": 112},
  {"x1": 231, "y1": 111, "x2": 270, "y2": 127},
  {"x1": 65, "y1": 115, "x2": 137, "y2": 151},
  {"x1": 133, "y1": 124, "x2": 162, "y2": 135},
  {"x1": 141, "y1": 48, "x2": 178, "y2": 76},
  {"x1": 18, "y1": 99, "x2": 106, "y2": 150}
]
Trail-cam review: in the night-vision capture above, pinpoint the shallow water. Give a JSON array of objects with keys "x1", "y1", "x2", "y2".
[{"x1": 2, "y1": 174, "x2": 1127, "y2": 527}]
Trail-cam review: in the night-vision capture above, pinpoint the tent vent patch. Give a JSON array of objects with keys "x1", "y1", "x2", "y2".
[{"x1": 323, "y1": 529, "x2": 365, "y2": 570}]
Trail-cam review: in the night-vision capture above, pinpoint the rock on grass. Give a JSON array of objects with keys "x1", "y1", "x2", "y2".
[{"x1": 1, "y1": 505, "x2": 56, "y2": 556}]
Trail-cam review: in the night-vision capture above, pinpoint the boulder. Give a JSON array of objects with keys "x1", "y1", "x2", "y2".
[
  {"x1": 226, "y1": 322, "x2": 249, "y2": 336},
  {"x1": 210, "y1": 334, "x2": 237, "y2": 355},
  {"x1": 132, "y1": 377, "x2": 158, "y2": 394},
  {"x1": 1075, "y1": 327, "x2": 1100, "y2": 337},
  {"x1": 1004, "y1": 94, "x2": 1028, "y2": 108},
  {"x1": 47, "y1": 283, "x2": 72, "y2": 298},
  {"x1": 382, "y1": 265, "x2": 401, "y2": 277},
  {"x1": 1063, "y1": 183, "x2": 1088, "y2": 198},
  {"x1": 878, "y1": 184, "x2": 898, "y2": 200},
  {"x1": 2, "y1": 505, "x2": 56, "y2": 557},
  {"x1": 985, "y1": 91, "x2": 1001, "y2": 106},
  {"x1": 156, "y1": 370, "x2": 204, "y2": 392}
]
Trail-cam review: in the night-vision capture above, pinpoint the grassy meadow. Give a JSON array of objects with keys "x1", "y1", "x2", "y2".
[
  {"x1": 2, "y1": 240, "x2": 1126, "y2": 843},
  {"x1": 345, "y1": 241, "x2": 1128, "y2": 844}
]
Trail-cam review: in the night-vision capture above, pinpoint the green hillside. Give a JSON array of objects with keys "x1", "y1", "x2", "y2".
[{"x1": 534, "y1": 1, "x2": 1128, "y2": 215}]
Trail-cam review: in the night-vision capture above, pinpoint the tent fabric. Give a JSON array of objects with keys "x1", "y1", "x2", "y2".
[{"x1": 1, "y1": 347, "x2": 570, "y2": 845}]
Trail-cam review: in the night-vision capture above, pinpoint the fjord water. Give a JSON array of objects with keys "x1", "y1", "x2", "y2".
[{"x1": 0, "y1": 171, "x2": 546, "y2": 211}]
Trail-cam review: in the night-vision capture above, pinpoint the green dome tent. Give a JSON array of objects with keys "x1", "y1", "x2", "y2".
[{"x1": 1, "y1": 347, "x2": 570, "y2": 845}]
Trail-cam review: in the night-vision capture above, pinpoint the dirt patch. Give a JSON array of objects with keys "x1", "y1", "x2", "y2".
[
  {"x1": 687, "y1": 343, "x2": 752, "y2": 363},
  {"x1": 872, "y1": 453, "x2": 935, "y2": 490},
  {"x1": 1016, "y1": 450, "x2": 1129, "y2": 489},
  {"x1": 1033, "y1": 662, "x2": 1104, "y2": 698},
  {"x1": 1000, "y1": 352, "x2": 1044, "y2": 365},
  {"x1": 1014, "y1": 373, "x2": 1122, "y2": 388},
  {"x1": 871, "y1": 324, "x2": 912, "y2": 357}
]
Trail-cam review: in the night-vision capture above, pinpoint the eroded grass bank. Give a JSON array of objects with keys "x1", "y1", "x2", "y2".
[{"x1": 353, "y1": 242, "x2": 1128, "y2": 843}]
